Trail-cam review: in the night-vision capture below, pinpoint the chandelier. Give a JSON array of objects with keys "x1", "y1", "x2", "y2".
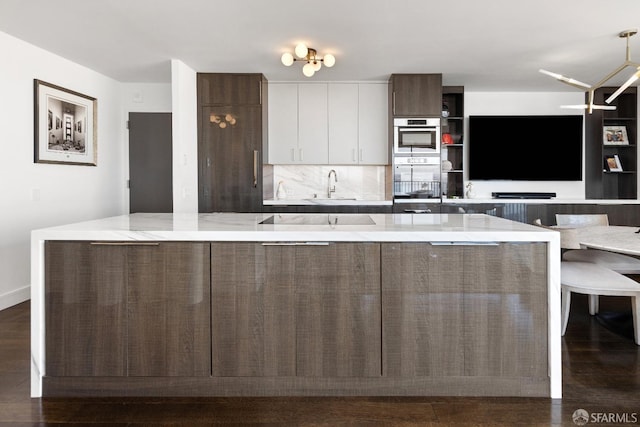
[
  {"x1": 281, "y1": 43, "x2": 336, "y2": 77},
  {"x1": 539, "y1": 29, "x2": 640, "y2": 113}
]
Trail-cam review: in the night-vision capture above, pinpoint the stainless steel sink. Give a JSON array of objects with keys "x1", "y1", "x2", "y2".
[{"x1": 259, "y1": 214, "x2": 375, "y2": 225}]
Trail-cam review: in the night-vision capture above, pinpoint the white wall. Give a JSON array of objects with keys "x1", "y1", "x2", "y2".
[
  {"x1": 121, "y1": 83, "x2": 172, "y2": 212},
  {"x1": 170, "y1": 60, "x2": 198, "y2": 213},
  {"x1": 0, "y1": 31, "x2": 127, "y2": 310},
  {"x1": 464, "y1": 92, "x2": 586, "y2": 199}
]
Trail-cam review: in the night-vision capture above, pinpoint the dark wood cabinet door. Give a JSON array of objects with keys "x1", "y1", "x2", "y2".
[
  {"x1": 461, "y1": 243, "x2": 548, "y2": 378},
  {"x1": 45, "y1": 241, "x2": 211, "y2": 378},
  {"x1": 211, "y1": 242, "x2": 382, "y2": 378},
  {"x1": 294, "y1": 242, "x2": 381, "y2": 377},
  {"x1": 197, "y1": 73, "x2": 263, "y2": 106},
  {"x1": 199, "y1": 105, "x2": 263, "y2": 212},
  {"x1": 46, "y1": 241, "x2": 128, "y2": 376},
  {"x1": 391, "y1": 74, "x2": 442, "y2": 117},
  {"x1": 382, "y1": 243, "x2": 548, "y2": 381},
  {"x1": 381, "y1": 243, "x2": 464, "y2": 377},
  {"x1": 127, "y1": 242, "x2": 211, "y2": 377}
]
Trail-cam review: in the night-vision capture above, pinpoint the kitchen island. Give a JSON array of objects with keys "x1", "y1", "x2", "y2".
[{"x1": 31, "y1": 213, "x2": 561, "y2": 398}]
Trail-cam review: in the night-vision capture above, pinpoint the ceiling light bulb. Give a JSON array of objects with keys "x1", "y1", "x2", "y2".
[
  {"x1": 281, "y1": 52, "x2": 294, "y2": 66},
  {"x1": 225, "y1": 114, "x2": 233, "y2": 122},
  {"x1": 295, "y1": 43, "x2": 308, "y2": 59},
  {"x1": 605, "y1": 67, "x2": 640, "y2": 104},
  {"x1": 313, "y1": 61, "x2": 322, "y2": 72},
  {"x1": 323, "y1": 54, "x2": 336, "y2": 68},
  {"x1": 302, "y1": 62, "x2": 315, "y2": 77},
  {"x1": 219, "y1": 122, "x2": 227, "y2": 128}
]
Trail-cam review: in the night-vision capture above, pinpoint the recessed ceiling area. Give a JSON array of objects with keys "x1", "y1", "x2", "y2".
[{"x1": 1, "y1": 0, "x2": 639, "y2": 91}]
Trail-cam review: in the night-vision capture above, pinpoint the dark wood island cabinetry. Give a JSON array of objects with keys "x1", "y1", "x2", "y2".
[{"x1": 34, "y1": 213, "x2": 559, "y2": 398}]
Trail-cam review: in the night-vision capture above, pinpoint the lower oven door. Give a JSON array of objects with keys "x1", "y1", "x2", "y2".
[{"x1": 393, "y1": 164, "x2": 441, "y2": 199}]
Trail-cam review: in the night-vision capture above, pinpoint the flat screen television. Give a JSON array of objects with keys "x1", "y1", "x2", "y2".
[{"x1": 468, "y1": 115, "x2": 583, "y2": 181}]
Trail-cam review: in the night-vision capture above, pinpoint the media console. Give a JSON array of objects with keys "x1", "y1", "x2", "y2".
[{"x1": 492, "y1": 192, "x2": 556, "y2": 199}]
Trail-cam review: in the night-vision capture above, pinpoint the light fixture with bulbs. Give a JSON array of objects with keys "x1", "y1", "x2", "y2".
[
  {"x1": 281, "y1": 43, "x2": 335, "y2": 77},
  {"x1": 539, "y1": 29, "x2": 640, "y2": 113},
  {"x1": 210, "y1": 113, "x2": 237, "y2": 128}
]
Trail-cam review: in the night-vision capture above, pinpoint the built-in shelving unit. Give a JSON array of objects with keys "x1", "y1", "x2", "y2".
[
  {"x1": 585, "y1": 87, "x2": 637, "y2": 199},
  {"x1": 441, "y1": 86, "x2": 464, "y2": 198}
]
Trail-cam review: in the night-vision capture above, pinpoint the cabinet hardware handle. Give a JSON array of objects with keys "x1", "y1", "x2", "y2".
[
  {"x1": 429, "y1": 242, "x2": 500, "y2": 246},
  {"x1": 262, "y1": 242, "x2": 331, "y2": 246},
  {"x1": 392, "y1": 92, "x2": 396, "y2": 115},
  {"x1": 253, "y1": 150, "x2": 258, "y2": 188},
  {"x1": 90, "y1": 242, "x2": 160, "y2": 246},
  {"x1": 299, "y1": 148, "x2": 303, "y2": 162}
]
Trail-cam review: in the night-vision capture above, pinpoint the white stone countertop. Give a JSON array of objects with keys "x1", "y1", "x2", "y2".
[{"x1": 31, "y1": 212, "x2": 558, "y2": 243}]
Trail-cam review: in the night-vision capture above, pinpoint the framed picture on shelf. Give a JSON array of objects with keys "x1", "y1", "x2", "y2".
[
  {"x1": 603, "y1": 126, "x2": 629, "y2": 145},
  {"x1": 605, "y1": 154, "x2": 623, "y2": 172},
  {"x1": 34, "y1": 79, "x2": 97, "y2": 166}
]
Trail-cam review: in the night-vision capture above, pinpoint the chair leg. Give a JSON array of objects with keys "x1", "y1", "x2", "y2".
[
  {"x1": 588, "y1": 294, "x2": 599, "y2": 315},
  {"x1": 561, "y1": 288, "x2": 571, "y2": 336},
  {"x1": 632, "y1": 296, "x2": 640, "y2": 346}
]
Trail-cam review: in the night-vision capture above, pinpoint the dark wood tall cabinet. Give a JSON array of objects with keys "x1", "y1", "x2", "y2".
[
  {"x1": 197, "y1": 73, "x2": 267, "y2": 212},
  {"x1": 585, "y1": 87, "x2": 637, "y2": 199},
  {"x1": 389, "y1": 74, "x2": 442, "y2": 117}
]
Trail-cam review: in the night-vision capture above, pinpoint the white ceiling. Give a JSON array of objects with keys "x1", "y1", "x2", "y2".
[{"x1": 2, "y1": 0, "x2": 640, "y2": 91}]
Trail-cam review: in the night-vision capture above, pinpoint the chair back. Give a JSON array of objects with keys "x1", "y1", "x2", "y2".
[
  {"x1": 555, "y1": 214, "x2": 609, "y2": 228},
  {"x1": 533, "y1": 219, "x2": 581, "y2": 250}
]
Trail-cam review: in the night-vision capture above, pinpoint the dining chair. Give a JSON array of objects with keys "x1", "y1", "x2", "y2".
[
  {"x1": 554, "y1": 214, "x2": 640, "y2": 315},
  {"x1": 560, "y1": 262, "x2": 640, "y2": 345},
  {"x1": 533, "y1": 219, "x2": 640, "y2": 345}
]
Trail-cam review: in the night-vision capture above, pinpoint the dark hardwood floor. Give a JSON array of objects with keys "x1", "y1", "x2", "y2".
[{"x1": 1, "y1": 294, "x2": 638, "y2": 426}]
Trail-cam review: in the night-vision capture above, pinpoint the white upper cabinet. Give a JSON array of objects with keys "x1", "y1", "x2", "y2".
[
  {"x1": 298, "y1": 84, "x2": 329, "y2": 164},
  {"x1": 268, "y1": 82, "x2": 388, "y2": 165},
  {"x1": 328, "y1": 84, "x2": 359, "y2": 164},
  {"x1": 267, "y1": 83, "x2": 298, "y2": 164},
  {"x1": 358, "y1": 84, "x2": 388, "y2": 165}
]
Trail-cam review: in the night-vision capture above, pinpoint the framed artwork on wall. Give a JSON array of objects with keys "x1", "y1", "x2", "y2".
[
  {"x1": 603, "y1": 126, "x2": 629, "y2": 145},
  {"x1": 34, "y1": 79, "x2": 97, "y2": 166}
]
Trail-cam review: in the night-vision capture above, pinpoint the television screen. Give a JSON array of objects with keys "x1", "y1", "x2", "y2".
[{"x1": 468, "y1": 115, "x2": 583, "y2": 181}]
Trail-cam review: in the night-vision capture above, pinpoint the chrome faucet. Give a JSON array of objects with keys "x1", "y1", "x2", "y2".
[{"x1": 328, "y1": 169, "x2": 338, "y2": 198}]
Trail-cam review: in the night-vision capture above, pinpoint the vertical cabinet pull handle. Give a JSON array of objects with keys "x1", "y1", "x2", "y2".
[
  {"x1": 253, "y1": 150, "x2": 259, "y2": 187},
  {"x1": 299, "y1": 149, "x2": 303, "y2": 162},
  {"x1": 392, "y1": 92, "x2": 396, "y2": 115}
]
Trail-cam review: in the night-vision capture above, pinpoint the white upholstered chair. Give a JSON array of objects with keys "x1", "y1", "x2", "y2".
[
  {"x1": 533, "y1": 219, "x2": 640, "y2": 344},
  {"x1": 560, "y1": 262, "x2": 640, "y2": 345},
  {"x1": 555, "y1": 214, "x2": 640, "y2": 314}
]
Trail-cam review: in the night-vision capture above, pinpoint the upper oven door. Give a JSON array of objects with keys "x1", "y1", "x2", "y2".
[{"x1": 394, "y1": 125, "x2": 440, "y2": 154}]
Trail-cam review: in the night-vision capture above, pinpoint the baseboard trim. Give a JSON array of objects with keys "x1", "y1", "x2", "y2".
[{"x1": 0, "y1": 285, "x2": 30, "y2": 311}]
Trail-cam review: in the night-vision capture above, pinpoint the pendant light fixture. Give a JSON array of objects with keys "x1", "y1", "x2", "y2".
[
  {"x1": 281, "y1": 43, "x2": 335, "y2": 77},
  {"x1": 539, "y1": 29, "x2": 640, "y2": 113}
]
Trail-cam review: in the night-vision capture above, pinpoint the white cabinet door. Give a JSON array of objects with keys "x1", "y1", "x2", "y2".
[
  {"x1": 298, "y1": 84, "x2": 328, "y2": 164},
  {"x1": 358, "y1": 84, "x2": 389, "y2": 165},
  {"x1": 328, "y1": 84, "x2": 359, "y2": 164},
  {"x1": 267, "y1": 83, "x2": 298, "y2": 164}
]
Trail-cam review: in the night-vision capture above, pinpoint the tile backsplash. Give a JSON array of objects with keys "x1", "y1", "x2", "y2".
[{"x1": 265, "y1": 165, "x2": 387, "y2": 200}]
